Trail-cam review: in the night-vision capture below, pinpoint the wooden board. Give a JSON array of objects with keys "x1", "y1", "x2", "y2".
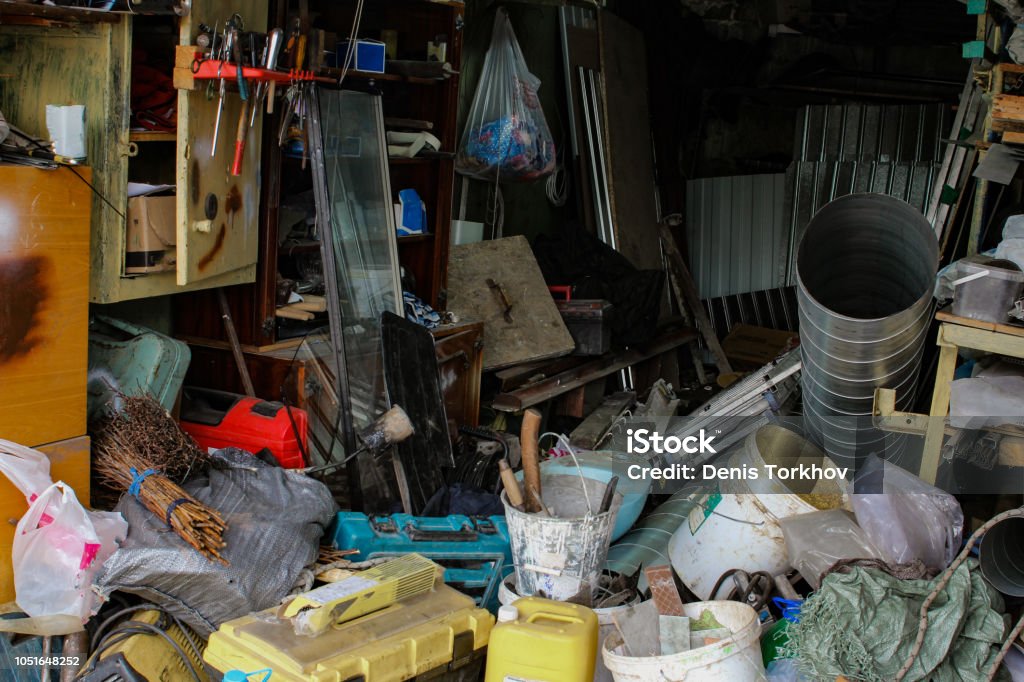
[
  {"x1": 0, "y1": 166, "x2": 90, "y2": 447},
  {"x1": 991, "y1": 93, "x2": 1024, "y2": 132},
  {"x1": 599, "y1": 12, "x2": 663, "y2": 273},
  {"x1": 447, "y1": 236, "x2": 575, "y2": 370},
  {"x1": 570, "y1": 391, "x2": 634, "y2": 449},
  {"x1": 492, "y1": 327, "x2": 695, "y2": 412},
  {"x1": 935, "y1": 307, "x2": 1024, "y2": 337},
  {"x1": 432, "y1": 322, "x2": 484, "y2": 430},
  {"x1": 0, "y1": 436, "x2": 91, "y2": 605},
  {"x1": 176, "y1": 0, "x2": 267, "y2": 285}
]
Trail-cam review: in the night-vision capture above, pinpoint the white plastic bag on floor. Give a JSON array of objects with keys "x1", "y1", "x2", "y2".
[
  {"x1": 0, "y1": 440, "x2": 126, "y2": 623},
  {"x1": 851, "y1": 456, "x2": 963, "y2": 571},
  {"x1": 456, "y1": 8, "x2": 556, "y2": 182}
]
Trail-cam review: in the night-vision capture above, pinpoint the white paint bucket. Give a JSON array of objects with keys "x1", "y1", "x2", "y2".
[
  {"x1": 498, "y1": 573, "x2": 639, "y2": 682},
  {"x1": 602, "y1": 600, "x2": 767, "y2": 682},
  {"x1": 502, "y1": 474, "x2": 617, "y2": 606},
  {"x1": 668, "y1": 425, "x2": 845, "y2": 599}
]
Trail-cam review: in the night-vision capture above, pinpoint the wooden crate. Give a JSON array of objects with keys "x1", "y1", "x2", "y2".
[
  {"x1": 0, "y1": 165, "x2": 90, "y2": 446},
  {"x1": 0, "y1": 436, "x2": 91, "y2": 605}
]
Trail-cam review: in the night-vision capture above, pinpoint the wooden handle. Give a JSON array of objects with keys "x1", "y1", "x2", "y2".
[
  {"x1": 498, "y1": 459, "x2": 524, "y2": 510},
  {"x1": 231, "y1": 101, "x2": 249, "y2": 176},
  {"x1": 520, "y1": 408, "x2": 542, "y2": 512},
  {"x1": 275, "y1": 306, "x2": 314, "y2": 321},
  {"x1": 291, "y1": 300, "x2": 327, "y2": 313}
]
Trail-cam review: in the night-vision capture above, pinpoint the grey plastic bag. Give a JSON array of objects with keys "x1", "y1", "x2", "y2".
[{"x1": 95, "y1": 449, "x2": 338, "y2": 635}]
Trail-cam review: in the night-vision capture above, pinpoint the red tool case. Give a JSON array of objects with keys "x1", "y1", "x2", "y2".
[{"x1": 179, "y1": 387, "x2": 307, "y2": 468}]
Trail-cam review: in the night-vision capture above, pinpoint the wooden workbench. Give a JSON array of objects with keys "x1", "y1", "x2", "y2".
[{"x1": 918, "y1": 309, "x2": 1024, "y2": 483}]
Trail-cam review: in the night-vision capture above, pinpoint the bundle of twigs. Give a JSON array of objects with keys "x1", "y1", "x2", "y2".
[
  {"x1": 92, "y1": 396, "x2": 227, "y2": 564},
  {"x1": 91, "y1": 394, "x2": 207, "y2": 484}
]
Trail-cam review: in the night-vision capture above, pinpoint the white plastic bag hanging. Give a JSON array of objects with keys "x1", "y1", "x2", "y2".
[
  {"x1": 0, "y1": 439, "x2": 127, "y2": 624},
  {"x1": 456, "y1": 8, "x2": 556, "y2": 182}
]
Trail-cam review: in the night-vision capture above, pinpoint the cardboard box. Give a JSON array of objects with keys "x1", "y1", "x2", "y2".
[
  {"x1": 722, "y1": 323, "x2": 799, "y2": 368},
  {"x1": 125, "y1": 194, "x2": 176, "y2": 274}
]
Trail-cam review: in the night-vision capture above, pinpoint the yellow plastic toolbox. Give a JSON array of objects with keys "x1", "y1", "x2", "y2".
[{"x1": 204, "y1": 585, "x2": 494, "y2": 682}]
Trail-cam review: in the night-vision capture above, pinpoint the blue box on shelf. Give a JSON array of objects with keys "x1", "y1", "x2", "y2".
[
  {"x1": 336, "y1": 39, "x2": 386, "y2": 73},
  {"x1": 329, "y1": 512, "x2": 513, "y2": 612}
]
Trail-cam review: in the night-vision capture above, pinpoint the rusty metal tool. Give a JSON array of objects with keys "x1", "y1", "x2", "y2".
[
  {"x1": 231, "y1": 25, "x2": 249, "y2": 101},
  {"x1": 487, "y1": 278, "x2": 514, "y2": 323},
  {"x1": 598, "y1": 475, "x2": 619, "y2": 514},
  {"x1": 251, "y1": 27, "x2": 283, "y2": 126},
  {"x1": 217, "y1": 288, "x2": 255, "y2": 396},
  {"x1": 263, "y1": 28, "x2": 284, "y2": 115}
]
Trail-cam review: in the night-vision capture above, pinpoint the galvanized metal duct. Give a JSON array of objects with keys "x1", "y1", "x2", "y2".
[{"x1": 796, "y1": 193, "x2": 938, "y2": 465}]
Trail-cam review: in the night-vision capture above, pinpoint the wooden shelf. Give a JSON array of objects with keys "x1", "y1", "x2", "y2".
[
  {"x1": 280, "y1": 240, "x2": 321, "y2": 255},
  {"x1": 0, "y1": 0, "x2": 120, "y2": 24},
  {"x1": 322, "y1": 67, "x2": 440, "y2": 86},
  {"x1": 389, "y1": 156, "x2": 445, "y2": 165},
  {"x1": 398, "y1": 233, "x2": 435, "y2": 244},
  {"x1": 129, "y1": 130, "x2": 176, "y2": 142}
]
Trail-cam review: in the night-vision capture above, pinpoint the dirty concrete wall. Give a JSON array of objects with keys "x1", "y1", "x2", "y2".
[{"x1": 455, "y1": 0, "x2": 572, "y2": 245}]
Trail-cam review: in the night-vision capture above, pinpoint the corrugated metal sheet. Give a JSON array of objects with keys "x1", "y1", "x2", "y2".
[
  {"x1": 783, "y1": 160, "x2": 940, "y2": 286},
  {"x1": 686, "y1": 103, "x2": 948, "y2": 301},
  {"x1": 702, "y1": 286, "x2": 799, "y2": 339},
  {"x1": 795, "y1": 103, "x2": 950, "y2": 163},
  {"x1": 685, "y1": 173, "x2": 787, "y2": 299}
]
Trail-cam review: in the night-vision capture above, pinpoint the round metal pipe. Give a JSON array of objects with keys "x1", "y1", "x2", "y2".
[
  {"x1": 980, "y1": 516, "x2": 1024, "y2": 597},
  {"x1": 796, "y1": 193, "x2": 938, "y2": 463}
]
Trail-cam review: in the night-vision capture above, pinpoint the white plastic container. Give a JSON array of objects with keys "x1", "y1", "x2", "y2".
[
  {"x1": 668, "y1": 425, "x2": 845, "y2": 599},
  {"x1": 952, "y1": 256, "x2": 1024, "y2": 323},
  {"x1": 602, "y1": 600, "x2": 766, "y2": 682}
]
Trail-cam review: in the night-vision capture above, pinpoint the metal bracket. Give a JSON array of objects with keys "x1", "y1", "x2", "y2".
[{"x1": 872, "y1": 388, "x2": 929, "y2": 436}]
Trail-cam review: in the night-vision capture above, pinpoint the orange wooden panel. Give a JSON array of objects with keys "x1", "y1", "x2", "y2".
[{"x1": 0, "y1": 165, "x2": 91, "y2": 446}]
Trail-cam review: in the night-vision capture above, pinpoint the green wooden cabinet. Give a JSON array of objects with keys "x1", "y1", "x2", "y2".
[{"x1": 0, "y1": 0, "x2": 267, "y2": 303}]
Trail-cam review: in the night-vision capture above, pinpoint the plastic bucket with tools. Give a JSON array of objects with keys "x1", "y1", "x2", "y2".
[
  {"x1": 602, "y1": 600, "x2": 766, "y2": 682},
  {"x1": 501, "y1": 473, "x2": 617, "y2": 605}
]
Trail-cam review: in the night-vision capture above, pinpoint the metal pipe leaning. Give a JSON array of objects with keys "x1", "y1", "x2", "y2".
[{"x1": 796, "y1": 193, "x2": 938, "y2": 466}]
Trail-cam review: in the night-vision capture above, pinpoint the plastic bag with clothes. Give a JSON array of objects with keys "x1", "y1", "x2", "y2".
[
  {"x1": 0, "y1": 439, "x2": 127, "y2": 624},
  {"x1": 456, "y1": 8, "x2": 556, "y2": 182}
]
